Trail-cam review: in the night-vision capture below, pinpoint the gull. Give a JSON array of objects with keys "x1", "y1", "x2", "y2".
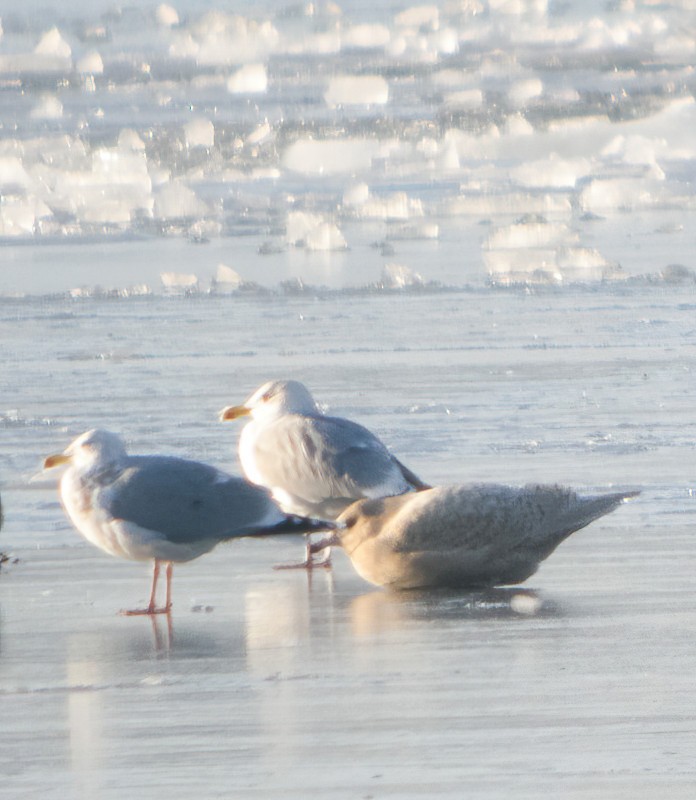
[
  {"x1": 309, "y1": 483, "x2": 639, "y2": 590},
  {"x1": 44, "y1": 429, "x2": 332, "y2": 615},
  {"x1": 220, "y1": 379, "x2": 429, "y2": 568}
]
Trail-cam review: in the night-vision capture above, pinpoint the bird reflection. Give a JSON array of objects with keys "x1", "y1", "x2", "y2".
[
  {"x1": 348, "y1": 587, "x2": 554, "y2": 637},
  {"x1": 149, "y1": 612, "x2": 174, "y2": 653}
]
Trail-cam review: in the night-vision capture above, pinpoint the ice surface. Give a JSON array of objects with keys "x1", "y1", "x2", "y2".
[{"x1": 2, "y1": 287, "x2": 695, "y2": 797}]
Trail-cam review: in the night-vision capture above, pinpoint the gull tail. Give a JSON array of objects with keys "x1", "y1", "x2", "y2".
[
  {"x1": 569, "y1": 490, "x2": 640, "y2": 533},
  {"x1": 393, "y1": 457, "x2": 432, "y2": 491},
  {"x1": 539, "y1": 488, "x2": 640, "y2": 557}
]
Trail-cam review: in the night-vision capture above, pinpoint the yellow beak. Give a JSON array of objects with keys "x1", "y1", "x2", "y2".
[
  {"x1": 219, "y1": 405, "x2": 251, "y2": 422},
  {"x1": 44, "y1": 453, "x2": 72, "y2": 469}
]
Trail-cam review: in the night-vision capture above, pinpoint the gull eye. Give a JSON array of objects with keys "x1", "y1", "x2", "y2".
[{"x1": 261, "y1": 391, "x2": 273, "y2": 402}]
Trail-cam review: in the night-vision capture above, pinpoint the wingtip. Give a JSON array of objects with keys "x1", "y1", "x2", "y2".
[{"x1": 620, "y1": 490, "x2": 641, "y2": 503}]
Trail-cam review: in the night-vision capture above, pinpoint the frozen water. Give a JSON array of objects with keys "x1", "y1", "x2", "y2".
[
  {"x1": 2, "y1": 1, "x2": 696, "y2": 795},
  {"x1": 0, "y1": 0, "x2": 690, "y2": 286}
]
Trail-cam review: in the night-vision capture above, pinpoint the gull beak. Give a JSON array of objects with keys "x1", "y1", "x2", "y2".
[
  {"x1": 44, "y1": 452, "x2": 72, "y2": 469},
  {"x1": 219, "y1": 404, "x2": 251, "y2": 422}
]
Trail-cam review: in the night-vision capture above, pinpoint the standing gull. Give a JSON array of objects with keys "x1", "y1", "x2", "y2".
[
  {"x1": 310, "y1": 483, "x2": 639, "y2": 590},
  {"x1": 220, "y1": 379, "x2": 429, "y2": 568},
  {"x1": 44, "y1": 429, "x2": 332, "y2": 615}
]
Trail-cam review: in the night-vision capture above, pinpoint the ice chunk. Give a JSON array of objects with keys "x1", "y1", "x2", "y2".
[
  {"x1": 76, "y1": 51, "x2": 104, "y2": 75},
  {"x1": 485, "y1": 250, "x2": 562, "y2": 285},
  {"x1": 489, "y1": 0, "x2": 547, "y2": 14},
  {"x1": 246, "y1": 122, "x2": 272, "y2": 146},
  {"x1": 183, "y1": 118, "x2": 215, "y2": 148},
  {"x1": 305, "y1": 222, "x2": 347, "y2": 251},
  {"x1": 282, "y1": 138, "x2": 381, "y2": 175},
  {"x1": 324, "y1": 75, "x2": 389, "y2": 107},
  {"x1": 156, "y1": 4, "x2": 179, "y2": 27},
  {"x1": 160, "y1": 272, "x2": 199, "y2": 293},
  {"x1": 153, "y1": 182, "x2": 208, "y2": 219},
  {"x1": 211, "y1": 263, "x2": 243, "y2": 292},
  {"x1": 0, "y1": 157, "x2": 34, "y2": 191},
  {"x1": 380, "y1": 263, "x2": 424, "y2": 288},
  {"x1": 0, "y1": 196, "x2": 52, "y2": 236},
  {"x1": 394, "y1": 6, "x2": 439, "y2": 29},
  {"x1": 357, "y1": 192, "x2": 424, "y2": 221},
  {"x1": 285, "y1": 29, "x2": 341, "y2": 56},
  {"x1": 443, "y1": 89, "x2": 483, "y2": 109},
  {"x1": 485, "y1": 216, "x2": 621, "y2": 285},
  {"x1": 286, "y1": 211, "x2": 322, "y2": 246},
  {"x1": 438, "y1": 140, "x2": 460, "y2": 170},
  {"x1": 227, "y1": 63, "x2": 268, "y2": 94},
  {"x1": 342, "y1": 182, "x2": 370, "y2": 207},
  {"x1": 286, "y1": 211, "x2": 347, "y2": 250},
  {"x1": 35, "y1": 28, "x2": 71, "y2": 59},
  {"x1": 179, "y1": 13, "x2": 280, "y2": 66},
  {"x1": 511, "y1": 155, "x2": 592, "y2": 189},
  {"x1": 602, "y1": 135, "x2": 661, "y2": 167},
  {"x1": 486, "y1": 219, "x2": 577, "y2": 250},
  {"x1": 30, "y1": 95, "x2": 63, "y2": 120},
  {"x1": 118, "y1": 129, "x2": 146, "y2": 151},
  {"x1": 579, "y1": 177, "x2": 659, "y2": 213},
  {"x1": 387, "y1": 221, "x2": 439, "y2": 240},
  {"x1": 555, "y1": 246, "x2": 622, "y2": 282},
  {"x1": 443, "y1": 192, "x2": 572, "y2": 217},
  {"x1": 91, "y1": 149, "x2": 151, "y2": 189},
  {"x1": 508, "y1": 78, "x2": 543, "y2": 107},
  {"x1": 503, "y1": 115, "x2": 534, "y2": 136},
  {"x1": 342, "y1": 24, "x2": 391, "y2": 49},
  {"x1": 45, "y1": 148, "x2": 153, "y2": 225}
]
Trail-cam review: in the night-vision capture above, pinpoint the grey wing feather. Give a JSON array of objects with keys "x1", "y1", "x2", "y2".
[
  {"x1": 105, "y1": 456, "x2": 280, "y2": 544},
  {"x1": 256, "y1": 415, "x2": 412, "y2": 502},
  {"x1": 395, "y1": 484, "x2": 632, "y2": 554}
]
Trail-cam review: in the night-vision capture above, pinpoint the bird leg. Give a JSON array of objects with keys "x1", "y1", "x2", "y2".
[
  {"x1": 273, "y1": 533, "x2": 335, "y2": 571},
  {"x1": 120, "y1": 559, "x2": 173, "y2": 616}
]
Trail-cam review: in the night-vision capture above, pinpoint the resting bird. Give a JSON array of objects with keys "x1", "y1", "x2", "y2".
[
  {"x1": 44, "y1": 429, "x2": 332, "y2": 615},
  {"x1": 220, "y1": 379, "x2": 429, "y2": 568},
  {"x1": 309, "y1": 483, "x2": 639, "y2": 590}
]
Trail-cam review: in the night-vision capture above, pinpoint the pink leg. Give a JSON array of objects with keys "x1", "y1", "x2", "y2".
[
  {"x1": 164, "y1": 562, "x2": 173, "y2": 612},
  {"x1": 273, "y1": 535, "x2": 333, "y2": 571},
  {"x1": 120, "y1": 559, "x2": 173, "y2": 616}
]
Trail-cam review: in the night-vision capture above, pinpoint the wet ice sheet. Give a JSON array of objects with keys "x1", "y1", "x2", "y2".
[
  {"x1": 2, "y1": 510, "x2": 696, "y2": 799},
  {"x1": 1, "y1": 286, "x2": 696, "y2": 796}
]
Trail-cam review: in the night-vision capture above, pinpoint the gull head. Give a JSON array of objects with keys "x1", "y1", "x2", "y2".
[
  {"x1": 220, "y1": 379, "x2": 318, "y2": 423},
  {"x1": 44, "y1": 429, "x2": 128, "y2": 472}
]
